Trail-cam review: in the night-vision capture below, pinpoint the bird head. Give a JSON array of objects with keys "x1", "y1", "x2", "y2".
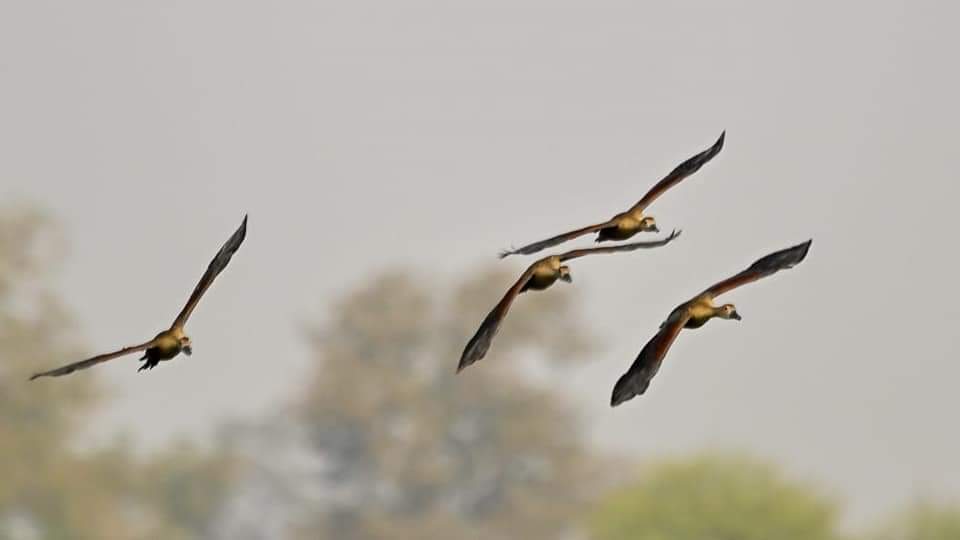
[
  {"x1": 179, "y1": 335, "x2": 193, "y2": 355},
  {"x1": 640, "y1": 216, "x2": 659, "y2": 233},
  {"x1": 719, "y1": 303, "x2": 741, "y2": 321},
  {"x1": 559, "y1": 266, "x2": 572, "y2": 283}
]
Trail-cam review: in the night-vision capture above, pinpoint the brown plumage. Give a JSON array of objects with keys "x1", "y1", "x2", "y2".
[
  {"x1": 610, "y1": 239, "x2": 812, "y2": 407},
  {"x1": 30, "y1": 215, "x2": 247, "y2": 380},
  {"x1": 499, "y1": 132, "x2": 724, "y2": 258},
  {"x1": 459, "y1": 230, "x2": 681, "y2": 373}
]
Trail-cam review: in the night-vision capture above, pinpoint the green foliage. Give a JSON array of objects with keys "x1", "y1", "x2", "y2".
[
  {"x1": 589, "y1": 454, "x2": 841, "y2": 540},
  {"x1": 872, "y1": 503, "x2": 960, "y2": 540}
]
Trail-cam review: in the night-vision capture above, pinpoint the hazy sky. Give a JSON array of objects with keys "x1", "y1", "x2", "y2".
[{"x1": 2, "y1": 0, "x2": 958, "y2": 527}]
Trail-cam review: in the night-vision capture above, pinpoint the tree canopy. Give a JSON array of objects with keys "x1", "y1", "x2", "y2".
[
  {"x1": 0, "y1": 207, "x2": 232, "y2": 540},
  {"x1": 872, "y1": 503, "x2": 960, "y2": 540},
  {"x1": 589, "y1": 454, "x2": 842, "y2": 540},
  {"x1": 4, "y1": 206, "x2": 958, "y2": 540},
  {"x1": 214, "y1": 270, "x2": 602, "y2": 539}
]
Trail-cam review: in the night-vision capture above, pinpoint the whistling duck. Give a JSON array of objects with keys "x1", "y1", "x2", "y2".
[
  {"x1": 460, "y1": 230, "x2": 681, "y2": 372},
  {"x1": 31, "y1": 215, "x2": 247, "y2": 379},
  {"x1": 610, "y1": 239, "x2": 812, "y2": 406},
  {"x1": 499, "y1": 132, "x2": 724, "y2": 258}
]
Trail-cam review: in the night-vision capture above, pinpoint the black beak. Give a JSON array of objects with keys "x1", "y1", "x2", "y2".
[
  {"x1": 651, "y1": 225, "x2": 660, "y2": 233},
  {"x1": 731, "y1": 312, "x2": 742, "y2": 321},
  {"x1": 183, "y1": 346, "x2": 193, "y2": 356},
  {"x1": 560, "y1": 274, "x2": 573, "y2": 283}
]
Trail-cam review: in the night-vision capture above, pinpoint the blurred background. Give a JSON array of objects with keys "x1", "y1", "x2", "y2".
[{"x1": 2, "y1": 1, "x2": 959, "y2": 538}]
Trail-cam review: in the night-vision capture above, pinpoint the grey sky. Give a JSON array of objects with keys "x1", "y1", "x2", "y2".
[{"x1": 2, "y1": 0, "x2": 958, "y2": 527}]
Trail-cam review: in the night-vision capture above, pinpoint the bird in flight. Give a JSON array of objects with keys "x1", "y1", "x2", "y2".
[
  {"x1": 610, "y1": 239, "x2": 811, "y2": 407},
  {"x1": 459, "y1": 230, "x2": 681, "y2": 373},
  {"x1": 30, "y1": 215, "x2": 248, "y2": 380},
  {"x1": 499, "y1": 131, "x2": 724, "y2": 258}
]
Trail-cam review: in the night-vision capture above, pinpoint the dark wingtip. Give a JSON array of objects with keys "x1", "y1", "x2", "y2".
[
  {"x1": 789, "y1": 238, "x2": 813, "y2": 266},
  {"x1": 673, "y1": 131, "x2": 726, "y2": 176},
  {"x1": 751, "y1": 238, "x2": 813, "y2": 273},
  {"x1": 28, "y1": 373, "x2": 42, "y2": 381},
  {"x1": 498, "y1": 250, "x2": 513, "y2": 259},
  {"x1": 232, "y1": 214, "x2": 249, "y2": 246},
  {"x1": 610, "y1": 375, "x2": 637, "y2": 407},
  {"x1": 456, "y1": 354, "x2": 474, "y2": 374},
  {"x1": 708, "y1": 130, "x2": 725, "y2": 156},
  {"x1": 457, "y1": 341, "x2": 480, "y2": 373}
]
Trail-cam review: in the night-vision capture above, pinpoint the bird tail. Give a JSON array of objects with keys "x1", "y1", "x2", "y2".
[
  {"x1": 137, "y1": 353, "x2": 157, "y2": 373},
  {"x1": 594, "y1": 227, "x2": 617, "y2": 243}
]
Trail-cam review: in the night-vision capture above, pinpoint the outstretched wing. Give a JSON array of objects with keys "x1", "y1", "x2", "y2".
[
  {"x1": 559, "y1": 229, "x2": 681, "y2": 261},
  {"x1": 457, "y1": 266, "x2": 537, "y2": 372},
  {"x1": 610, "y1": 311, "x2": 689, "y2": 406},
  {"x1": 172, "y1": 215, "x2": 248, "y2": 329},
  {"x1": 499, "y1": 220, "x2": 618, "y2": 258},
  {"x1": 30, "y1": 340, "x2": 156, "y2": 380},
  {"x1": 629, "y1": 131, "x2": 725, "y2": 213},
  {"x1": 703, "y1": 239, "x2": 812, "y2": 298}
]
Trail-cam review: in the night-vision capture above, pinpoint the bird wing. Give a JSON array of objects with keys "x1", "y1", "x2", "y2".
[
  {"x1": 610, "y1": 310, "x2": 690, "y2": 406},
  {"x1": 558, "y1": 229, "x2": 681, "y2": 261},
  {"x1": 457, "y1": 265, "x2": 538, "y2": 372},
  {"x1": 628, "y1": 131, "x2": 726, "y2": 213},
  {"x1": 30, "y1": 340, "x2": 156, "y2": 380},
  {"x1": 172, "y1": 215, "x2": 248, "y2": 329},
  {"x1": 499, "y1": 219, "x2": 619, "y2": 258},
  {"x1": 702, "y1": 239, "x2": 812, "y2": 298}
]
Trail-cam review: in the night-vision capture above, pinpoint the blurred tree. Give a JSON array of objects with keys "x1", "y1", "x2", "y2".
[
  {"x1": 588, "y1": 454, "x2": 842, "y2": 540},
  {"x1": 0, "y1": 206, "x2": 128, "y2": 539},
  {"x1": 213, "y1": 269, "x2": 602, "y2": 540},
  {"x1": 872, "y1": 503, "x2": 960, "y2": 540},
  {"x1": 0, "y1": 207, "x2": 233, "y2": 540}
]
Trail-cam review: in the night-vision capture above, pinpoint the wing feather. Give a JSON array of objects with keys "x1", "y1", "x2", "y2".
[
  {"x1": 499, "y1": 220, "x2": 618, "y2": 258},
  {"x1": 703, "y1": 239, "x2": 812, "y2": 298},
  {"x1": 610, "y1": 311, "x2": 689, "y2": 406},
  {"x1": 30, "y1": 340, "x2": 155, "y2": 380},
  {"x1": 172, "y1": 215, "x2": 248, "y2": 329},
  {"x1": 629, "y1": 131, "x2": 725, "y2": 213},
  {"x1": 457, "y1": 266, "x2": 537, "y2": 372},
  {"x1": 559, "y1": 229, "x2": 681, "y2": 261}
]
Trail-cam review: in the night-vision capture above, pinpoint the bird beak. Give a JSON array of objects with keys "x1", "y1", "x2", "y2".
[
  {"x1": 560, "y1": 274, "x2": 573, "y2": 283},
  {"x1": 651, "y1": 225, "x2": 660, "y2": 233},
  {"x1": 731, "y1": 312, "x2": 742, "y2": 321},
  {"x1": 183, "y1": 346, "x2": 193, "y2": 356}
]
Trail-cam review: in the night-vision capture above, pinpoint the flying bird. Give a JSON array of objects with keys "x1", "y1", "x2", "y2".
[
  {"x1": 30, "y1": 215, "x2": 248, "y2": 380},
  {"x1": 610, "y1": 239, "x2": 811, "y2": 406},
  {"x1": 499, "y1": 131, "x2": 724, "y2": 258},
  {"x1": 459, "y1": 230, "x2": 681, "y2": 373}
]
